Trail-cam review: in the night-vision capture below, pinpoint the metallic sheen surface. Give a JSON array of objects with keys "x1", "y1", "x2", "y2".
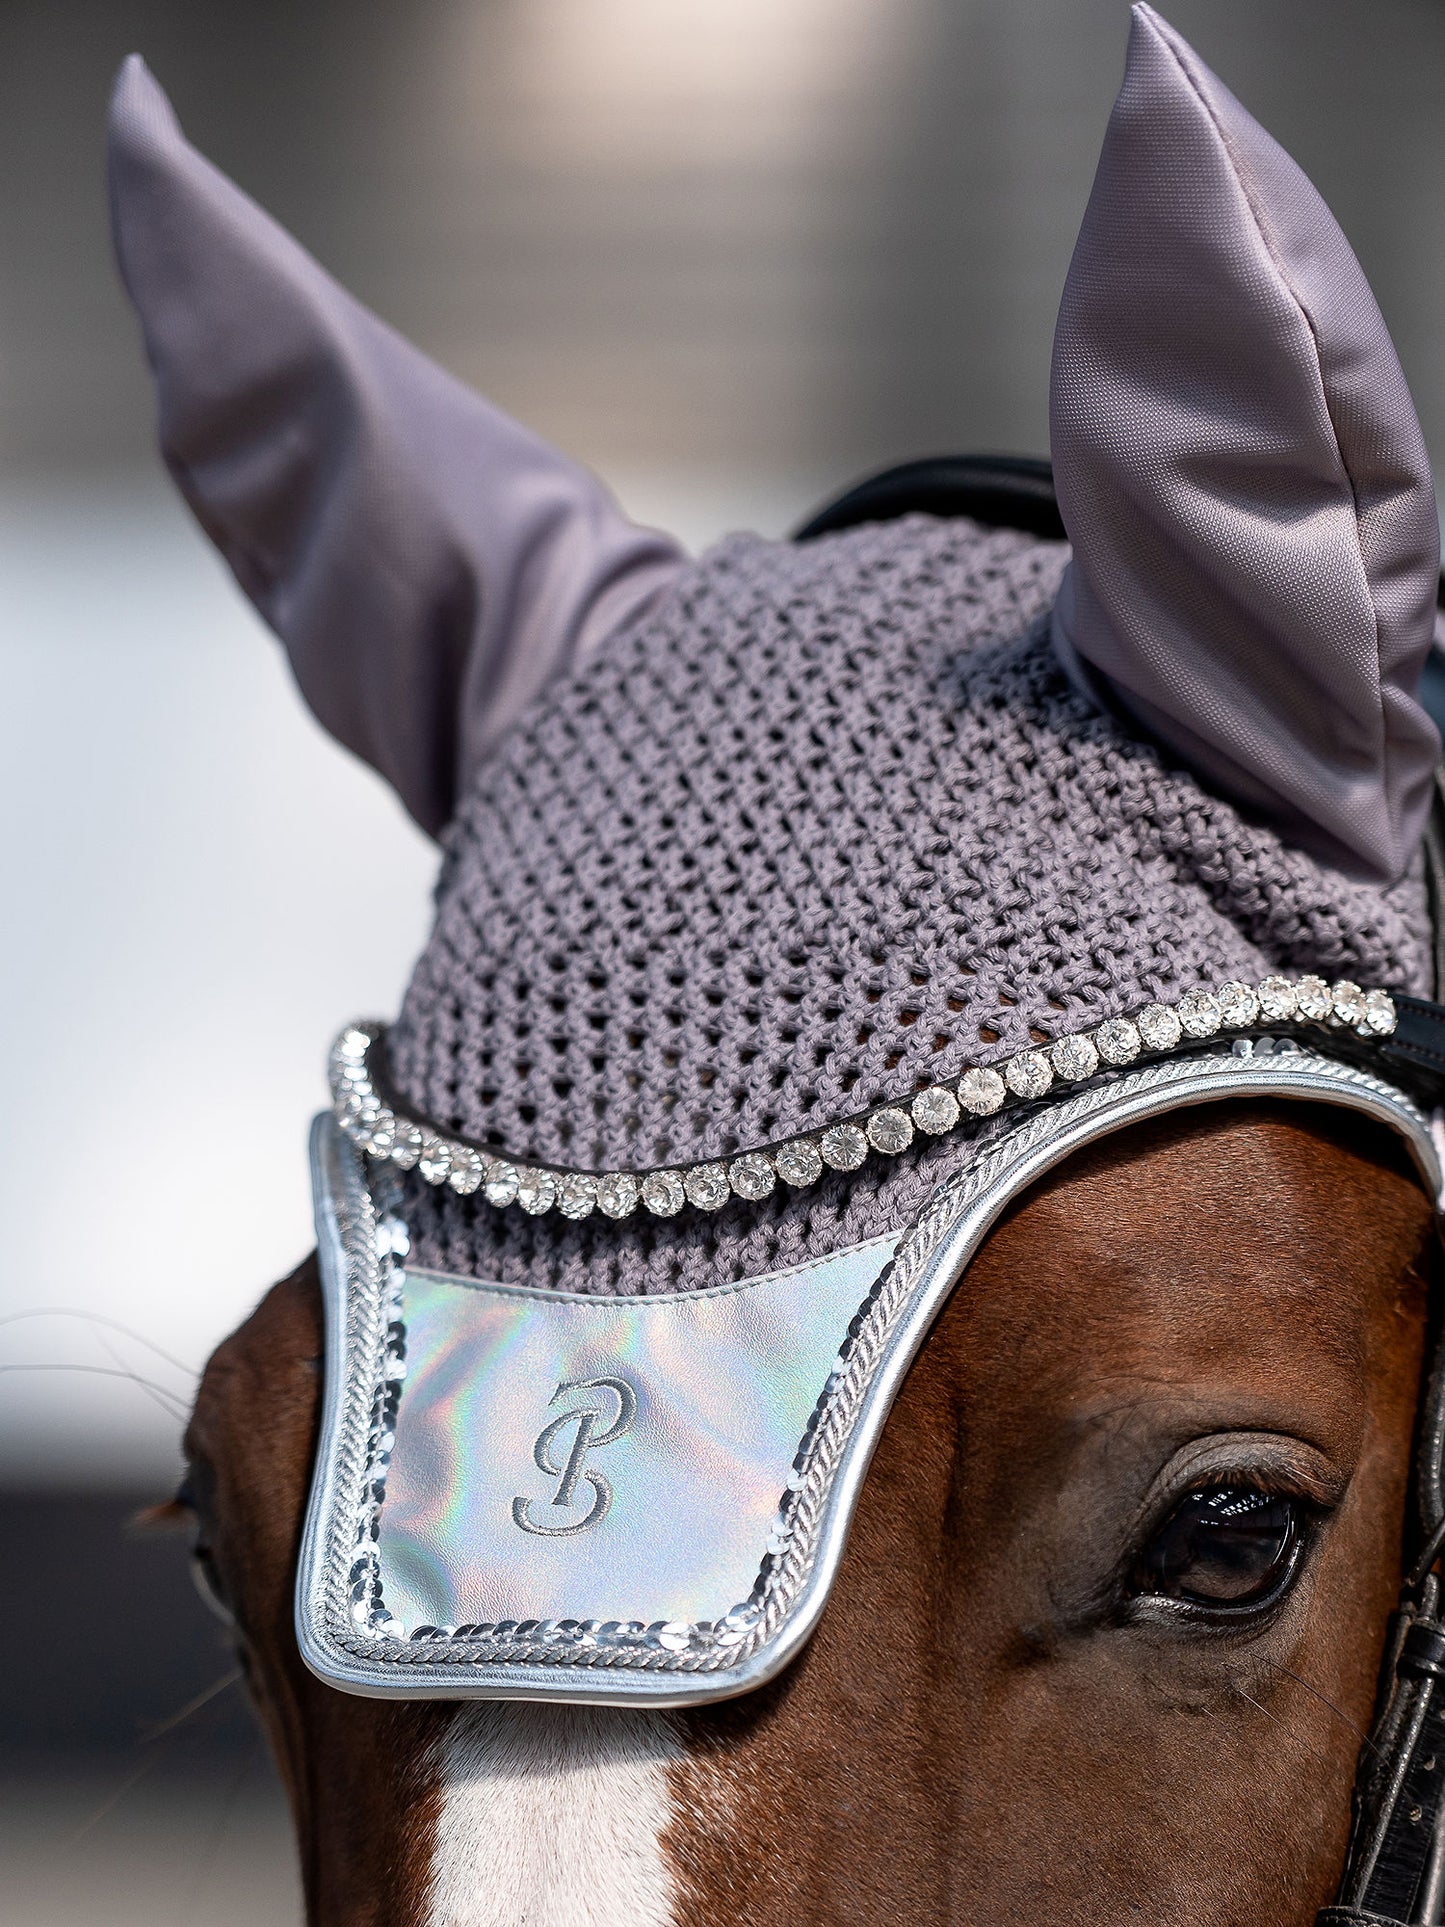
[{"x1": 376, "y1": 1242, "x2": 896, "y2": 1635}]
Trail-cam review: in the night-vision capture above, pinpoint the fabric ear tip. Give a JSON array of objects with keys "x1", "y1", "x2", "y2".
[{"x1": 108, "y1": 53, "x2": 182, "y2": 157}]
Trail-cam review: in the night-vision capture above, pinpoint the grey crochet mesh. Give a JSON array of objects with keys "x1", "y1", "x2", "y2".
[{"x1": 389, "y1": 513, "x2": 1430, "y2": 1294}]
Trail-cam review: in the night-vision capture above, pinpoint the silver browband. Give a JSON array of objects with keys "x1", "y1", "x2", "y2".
[{"x1": 297, "y1": 1037, "x2": 1440, "y2": 1706}]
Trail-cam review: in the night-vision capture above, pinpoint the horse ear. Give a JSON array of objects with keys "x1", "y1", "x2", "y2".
[
  {"x1": 107, "y1": 57, "x2": 686, "y2": 838},
  {"x1": 1050, "y1": 4, "x2": 1440, "y2": 882}
]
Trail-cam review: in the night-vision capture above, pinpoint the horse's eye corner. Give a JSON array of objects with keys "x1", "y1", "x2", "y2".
[{"x1": 1126, "y1": 1483, "x2": 1313, "y2": 1620}]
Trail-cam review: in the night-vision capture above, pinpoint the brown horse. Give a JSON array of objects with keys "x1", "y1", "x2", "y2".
[{"x1": 176, "y1": 1098, "x2": 1434, "y2": 1925}]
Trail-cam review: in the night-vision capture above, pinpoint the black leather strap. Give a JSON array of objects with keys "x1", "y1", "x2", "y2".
[
  {"x1": 1319, "y1": 1312, "x2": 1445, "y2": 1924},
  {"x1": 1319, "y1": 1912, "x2": 1432, "y2": 1925},
  {"x1": 1382, "y1": 997, "x2": 1445, "y2": 1087},
  {"x1": 791, "y1": 454, "x2": 1066, "y2": 544},
  {"x1": 1380, "y1": 774, "x2": 1445, "y2": 1103},
  {"x1": 1349, "y1": 1638, "x2": 1445, "y2": 1920}
]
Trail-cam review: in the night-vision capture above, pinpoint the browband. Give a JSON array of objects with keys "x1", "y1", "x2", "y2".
[{"x1": 328, "y1": 975, "x2": 1445, "y2": 1228}]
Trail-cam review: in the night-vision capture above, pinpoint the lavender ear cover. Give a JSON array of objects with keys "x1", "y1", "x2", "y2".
[
  {"x1": 1050, "y1": 5, "x2": 1440, "y2": 882},
  {"x1": 106, "y1": 58, "x2": 686, "y2": 837}
]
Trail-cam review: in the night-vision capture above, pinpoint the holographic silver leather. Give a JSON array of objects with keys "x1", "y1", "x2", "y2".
[
  {"x1": 374, "y1": 1240, "x2": 897, "y2": 1638},
  {"x1": 297, "y1": 1040, "x2": 1441, "y2": 1706}
]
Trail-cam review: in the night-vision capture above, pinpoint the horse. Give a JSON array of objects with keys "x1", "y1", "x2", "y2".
[
  {"x1": 175, "y1": 1100, "x2": 1433, "y2": 1925},
  {"x1": 109, "y1": 8, "x2": 1445, "y2": 1922}
]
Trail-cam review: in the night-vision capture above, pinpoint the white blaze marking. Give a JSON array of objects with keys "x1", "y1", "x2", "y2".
[{"x1": 424, "y1": 1703, "x2": 681, "y2": 1927}]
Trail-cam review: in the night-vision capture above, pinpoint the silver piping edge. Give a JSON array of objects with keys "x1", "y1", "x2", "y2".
[{"x1": 326, "y1": 976, "x2": 1398, "y2": 1222}]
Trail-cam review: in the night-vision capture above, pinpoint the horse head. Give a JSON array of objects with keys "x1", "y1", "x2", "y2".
[{"x1": 110, "y1": 9, "x2": 1445, "y2": 1923}]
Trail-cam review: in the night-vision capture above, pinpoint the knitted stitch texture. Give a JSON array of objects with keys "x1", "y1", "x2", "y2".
[{"x1": 388, "y1": 513, "x2": 1430, "y2": 1292}]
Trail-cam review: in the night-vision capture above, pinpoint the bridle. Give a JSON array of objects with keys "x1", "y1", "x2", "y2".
[{"x1": 1312, "y1": 780, "x2": 1445, "y2": 1927}]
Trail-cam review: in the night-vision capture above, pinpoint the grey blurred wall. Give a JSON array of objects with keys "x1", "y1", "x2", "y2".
[{"x1": 5, "y1": 0, "x2": 1445, "y2": 497}]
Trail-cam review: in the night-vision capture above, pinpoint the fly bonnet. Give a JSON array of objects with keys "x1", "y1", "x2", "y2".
[{"x1": 109, "y1": 10, "x2": 1445, "y2": 1918}]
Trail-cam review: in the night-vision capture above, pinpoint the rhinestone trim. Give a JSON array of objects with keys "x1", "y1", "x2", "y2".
[{"x1": 329, "y1": 976, "x2": 1400, "y2": 1221}]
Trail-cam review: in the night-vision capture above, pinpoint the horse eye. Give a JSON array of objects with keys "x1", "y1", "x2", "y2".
[{"x1": 1130, "y1": 1485, "x2": 1302, "y2": 1609}]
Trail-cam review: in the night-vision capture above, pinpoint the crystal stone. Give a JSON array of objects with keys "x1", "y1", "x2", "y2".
[
  {"x1": 1094, "y1": 1018, "x2": 1140, "y2": 1066},
  {"x1": 1295, "y1": 975, "x2": 1332, "y2": 1022},
  {"x1": 958, "y1": 1066, "x2": 1006, "y2": 1115},
  {"x1": 1330, "y1": 980, "x2": 1366, "y2": 1029},
  {"x1": 516, "y1": 1168, "x2": 556, "y2": 1215},
  {"x1": 775, "y1": 1139, "x2": 824, "y2": 1187},
  {"x1": 867, "y1": 1107, "x2": 914, "y2": 1155},
  {"x1": 557, "y1": 1173, "x2": 597, "y2": 1220},
  {"x1": 1363, "y1": 988, "x2": 1397, "y2": 1036},
  {"x1": 911, "y1": 1086, "x2": 960, "y2": 1134},
  {"x1": 418, "y1": 1136, "x2": 453, "y2": 1185},
  {"x1": 1215, "y1": 981, "x2": 1260, "y2": 1029},
  {"x1": 684, "y1": 1163, "x2": 731, "y2": 1211},
  {"x1": 728, "y1": 1153, "x2": 776, "y2": 1201},
  {"x1": 389, "y1": 1120, "x2": 424, "y2": 1170},
  {"x1": 642, "y1": 1170, "x2": 685, "y2": 1217},
  {"x1": 1136, "y1": 1003, "x2": 1183, "y2": 1051},
  {"x1": 1256, "y1": 976, "x2": 1298, "y2": 1023},
  {"x1": 1050, "y1": 1033, "x2": 1099, "y2": 1082},
  {"x1": 820, "y1": 1123, "x2": 868, "y2": 1170},
  {"x1": 1176, "y1": 989, "x2": 1222, "y2": 1038},
  {"x1": 596, "y1": 1172, "x2": 640, "y2": 1219},
  {"x1": 1004, "y1": 1051, "x2": 1052, "y2": 1100},
  {"x1": 448, "y1": 1146, "x2": 484, "y2": 1195},
  {"x1": 483, "y1": 1160, "x2": 520, "y2": 1208}
]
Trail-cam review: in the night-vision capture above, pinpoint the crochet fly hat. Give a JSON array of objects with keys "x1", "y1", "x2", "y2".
[{"x1": 110, "y1": 7, "x2": 1445, "y2": 1702}]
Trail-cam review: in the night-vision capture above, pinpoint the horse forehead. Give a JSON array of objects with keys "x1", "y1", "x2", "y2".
[
  {"x1": 994, "y1": 1103, "x2": 1426, "y2": 1254},
  {"x1": 948, "y1": 1106, "x2": 1431, "y2": 1379}
]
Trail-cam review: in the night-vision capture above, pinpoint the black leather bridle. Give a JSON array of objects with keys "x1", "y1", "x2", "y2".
[
  {"x1": 800, "y1": 455, "x2": 1445, "y2": 1926},
  {"x1": 1315, "y1": 789, "x2": 1445, "y2": 1927}
]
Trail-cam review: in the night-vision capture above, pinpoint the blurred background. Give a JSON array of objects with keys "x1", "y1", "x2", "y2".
[{"x1": 4, "y1": 1, "x2": 1445, "y2": 1919}]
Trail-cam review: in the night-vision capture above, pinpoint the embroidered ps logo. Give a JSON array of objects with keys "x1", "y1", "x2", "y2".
[{"x1": 511, "y1": 1375, "x2": 638, "y2": 1537}]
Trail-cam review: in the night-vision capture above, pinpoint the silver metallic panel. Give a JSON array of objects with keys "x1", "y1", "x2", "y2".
[{"x1": 378, "y1": 1243, "x2": 897, "y2": 1637}]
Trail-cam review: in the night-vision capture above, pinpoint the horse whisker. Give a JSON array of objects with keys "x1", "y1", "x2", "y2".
[
  {"x1": 0, "y1": 1362, "x2": 191, "y2": 1420},
  {"x1": 68, "y1": 1669, "x2": 245, "y2": 1845},
  {"x1": 183, "y1": 1737, "x2": 260, "y2": 1913},
  {"x1": 0, "y1": 1307, "x2": 198, "y2": 1378},
  {"x1": 1232, "y1": 1682, "x2": 1349, "y2": 1774},
  {"x1": 1271, "y1": 1663, "x2": 1377, "y2": 1757},
  {"x1": 94, "y1": 1327, "x2": 195, "y2": 1426},
  {"x1": 68, "y1": 1749, "x2": 167, "y2": 1845},
  {"x1": 140, "y1": 1667, "x2": 244, "y2": 1745}
]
